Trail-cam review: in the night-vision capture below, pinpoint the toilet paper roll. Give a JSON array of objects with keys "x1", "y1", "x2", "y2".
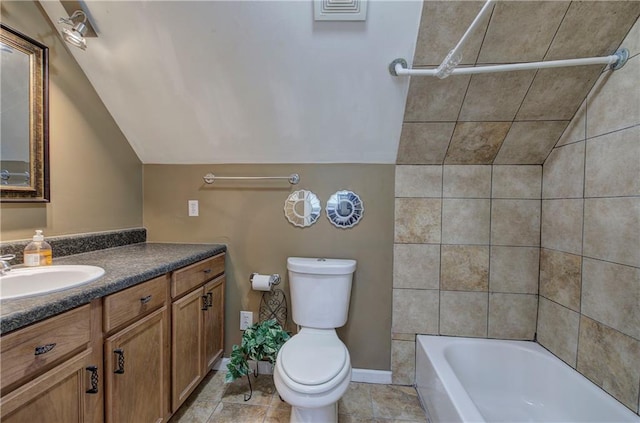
[{"x1": 251, "y1": 274, "x2": 272, "y2": 291}]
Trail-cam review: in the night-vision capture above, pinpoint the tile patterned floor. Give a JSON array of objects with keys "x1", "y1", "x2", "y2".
[{"x1": 169, "y1": 371, "x2": 428, "y2": 423}]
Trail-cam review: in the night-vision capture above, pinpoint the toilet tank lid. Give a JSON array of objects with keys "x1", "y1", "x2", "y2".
[{"x1": 287, "y1": 257, "x2": 356, "y2": 275}]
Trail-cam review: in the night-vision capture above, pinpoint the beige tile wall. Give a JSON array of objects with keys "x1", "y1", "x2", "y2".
[
  {"x1": 391, "y1": 10, "x2": 639, "y2": 415},
  {"x1": 397, "y1": 2, "x2": 640, "y2": 167},
  {"x1": 391, "y1": 164, "x2": 541, "y2": 384},
  {"x1": 537, "y1": 21, "x2": 640, "y2": 414}
]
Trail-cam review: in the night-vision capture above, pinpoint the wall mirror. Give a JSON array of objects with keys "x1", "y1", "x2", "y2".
[
  {"x1": 1, "y1": 24, "x2": 49, "y2": 202},
  {"x1": 326, "y1": 190, "x2": 364, "y2": 229},
  {"x1": 284, "y1": 190, "x2": 321, "y2": 228}
]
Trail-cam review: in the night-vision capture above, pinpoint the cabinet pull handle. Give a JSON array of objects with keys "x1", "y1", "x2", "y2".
[
  {"x1": 201, "y1": 295, "x2": 209, "y2": 311},
  {"x1": 114, "y1": 349, "x2": 125, "y2": 374},
  {"x1": 203, "y1": 268, "x2": 212, "y2": 274},
  {"x1": 34, "y1": 343, "x2": 56, "y2": 356},
  {"x1": 86, "y1": 366, "x2": 99, "y2": 394},
  {"x1": 207, "y1": 292, "x2": 213, "y2": 308},
  {"x1": 140, "y1": 295, "x2": 152, "y2": 304}
]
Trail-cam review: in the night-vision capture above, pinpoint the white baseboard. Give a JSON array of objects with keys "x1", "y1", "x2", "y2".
[
  {"x1": 214, "y1": 358, "x2": 391, "y2": 385},
  {"x1": 213, "y1": 357, "x2": 230, "y2": 371},
  {"x1": 351, "y1": 368, "x2": 392, "y2": 384}
]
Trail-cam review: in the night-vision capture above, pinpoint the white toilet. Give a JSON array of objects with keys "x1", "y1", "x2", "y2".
[{"x1": 274, "y1": 257, "x2": 357, "y2": 423}]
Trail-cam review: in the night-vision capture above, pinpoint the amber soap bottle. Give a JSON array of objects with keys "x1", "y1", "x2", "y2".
[{"x1": 23, "y1": 230, "x2": 52, "y2": 266}]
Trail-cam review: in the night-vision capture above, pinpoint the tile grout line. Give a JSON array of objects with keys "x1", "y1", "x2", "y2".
[
  {"x1": 438, "y1": 165, "x2": 444, "y2": 336},
  {"x1": 574, "y1": 94, "x2": 589, "y2": 371},
  {"x1": 486, "y1": 165, "x2": 494, "y2": 337}
]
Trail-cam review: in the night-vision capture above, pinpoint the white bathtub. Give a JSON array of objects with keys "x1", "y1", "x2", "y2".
[{"x1": 416, "y1": 335, "x2": 640, "y2": 423}]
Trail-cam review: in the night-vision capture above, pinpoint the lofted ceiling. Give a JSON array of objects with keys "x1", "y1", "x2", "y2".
[
  {"x1": 39, "y1": 0, "x2": 422, "y2": 164},
  {"x1": 39, "y1": 1, "x2": 639, "y2": 166}
]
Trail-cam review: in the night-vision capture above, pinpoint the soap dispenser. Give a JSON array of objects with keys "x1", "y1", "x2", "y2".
[{"x1": 24, "y1": 230, "x2": 52, "y2": 266}]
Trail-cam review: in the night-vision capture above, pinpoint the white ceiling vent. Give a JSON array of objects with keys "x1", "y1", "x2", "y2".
[{"x1": 314, "y1": 0, "x2": 367, "y2": 21}]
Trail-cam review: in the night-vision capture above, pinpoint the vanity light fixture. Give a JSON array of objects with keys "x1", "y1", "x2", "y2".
[{"x1": 58, "y1": 10, "x2": 88, "y2": 50}]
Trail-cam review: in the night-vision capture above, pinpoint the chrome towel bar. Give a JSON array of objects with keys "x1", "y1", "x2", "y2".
[{"x1": 203, "y1": 173, "x2": 300, "y2": 185}]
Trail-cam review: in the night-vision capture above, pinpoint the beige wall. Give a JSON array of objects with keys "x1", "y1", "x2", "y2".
[
  {"x1": 143, "y1": 163, "x2": 395, "y2": 370},
  {"x1": 537, "y1": 19, "x2": 640, "y2": 414},
  {"x1": 392, "y1": 164, "x2": 542, "y2": 384},
  {"x1": 0, "y1": 1, "x2": 142, "y2": 241}
]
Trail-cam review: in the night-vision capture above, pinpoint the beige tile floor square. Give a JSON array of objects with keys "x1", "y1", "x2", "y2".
[{"x1": 169, "y1": 371, "x2": 428, "y2": 423}]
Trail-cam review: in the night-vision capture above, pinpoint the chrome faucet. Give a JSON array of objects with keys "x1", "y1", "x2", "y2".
[{"x1": 0, "y1": 254, "x2": 16, "y2": 276}]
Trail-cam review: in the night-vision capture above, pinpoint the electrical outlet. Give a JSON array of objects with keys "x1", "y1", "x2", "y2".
[
  {"x1": 188, "y1": 200, "x2": 199, "y2": 216},
  {"x1": 240, "y1": 311, "x2": 253, "y2": 330}
]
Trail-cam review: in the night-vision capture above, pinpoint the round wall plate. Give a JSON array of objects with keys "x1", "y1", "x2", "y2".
[
  {"x1": 326, "y1": 190, "x2": 364, "y2": 229},
  {"x1": 284, "y1": 190, "x2": 321, "y2": 228}
]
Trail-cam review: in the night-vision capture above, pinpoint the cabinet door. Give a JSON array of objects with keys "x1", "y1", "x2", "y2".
[
  {"x1": 105, "y1": 306, "x2": 169, "y2": 423},
  {"x1": 171, "y1": 287, "x2": 205, "y2": 411},
  {"x1": 203, "y1": 276, "x2": 225, "y2": 372},
  {"x1": 1, "y1": 349, "x2": 97, "y2": 423}
]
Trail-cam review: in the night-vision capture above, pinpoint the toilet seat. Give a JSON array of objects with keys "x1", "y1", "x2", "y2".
[{"x1": 281, "y1": 331, "x2": 347, "y2": 385}]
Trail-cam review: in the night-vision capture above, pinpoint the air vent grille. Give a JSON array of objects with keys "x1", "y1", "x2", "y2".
[{"x1": 314, "y1": 0, "x2": 368, "y2": 21}]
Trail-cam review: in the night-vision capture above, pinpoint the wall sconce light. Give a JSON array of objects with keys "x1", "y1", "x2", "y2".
[{"x1": 58, "y1": 10, "x2": 88, "y2": 50}]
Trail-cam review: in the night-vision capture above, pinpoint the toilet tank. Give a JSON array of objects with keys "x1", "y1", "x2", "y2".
[{"x1": 287, "y1": 257, "x2": 357, "y2": 329}]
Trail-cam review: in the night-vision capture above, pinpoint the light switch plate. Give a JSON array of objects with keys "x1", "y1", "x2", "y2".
[{"x1": 188, "y1": 200, "x2": 199, "y2": 216}]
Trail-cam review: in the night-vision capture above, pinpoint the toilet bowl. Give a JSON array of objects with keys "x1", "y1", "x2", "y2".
[
  {"x1": 274, "y1": 328, "x2": 351, "y2": 422},
  {"x1": 274, "y1": 257, "x2": 357, "y2": 423}
]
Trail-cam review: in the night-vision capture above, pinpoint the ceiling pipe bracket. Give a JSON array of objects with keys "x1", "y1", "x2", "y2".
[
  {"x1": 611, "y1": 48, "x2": 629, "y2": 71},
  {"x1": 388, "y1": 58, "x2": 407, "y2": 76}
]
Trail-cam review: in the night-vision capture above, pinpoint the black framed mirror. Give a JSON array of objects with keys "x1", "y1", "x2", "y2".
[{"x1": 1, "y1": 24, "x2": 49, "y2": 203}]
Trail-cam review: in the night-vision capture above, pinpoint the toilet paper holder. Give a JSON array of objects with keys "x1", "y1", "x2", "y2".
[{"x1": 250, "y1": 273, "x2": 281, "y2": 287}]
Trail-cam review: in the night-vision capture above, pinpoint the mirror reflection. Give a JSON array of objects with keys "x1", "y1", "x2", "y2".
[
  {"x1": 1, "y1": 40, "x2": 31, "y2": 186},
  {"x1": 284, "y1": 190, "x2": 321, "y2": 228},
  {"x1": 326, "y1": 190, "x2": 364, "y2": 229},
  {"x1": 0, "y1": 24, "x2": 49, "y2": 202}
]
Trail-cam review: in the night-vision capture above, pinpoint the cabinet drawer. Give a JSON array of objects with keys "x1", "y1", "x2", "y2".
[
  {"x1": 104, "y1": 275, "x2": 168, "y2": 333},
  {"x1": 172, "y1": 254, "x2": 225, "y2": 298},
  {"x1": 1, "y1": 305, "x2": 91, "y2": 393}
]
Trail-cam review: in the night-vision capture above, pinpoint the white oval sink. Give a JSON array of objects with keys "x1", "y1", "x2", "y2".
[{"x1": 0, "y1": 265, "x2": 105, "y2": 300}]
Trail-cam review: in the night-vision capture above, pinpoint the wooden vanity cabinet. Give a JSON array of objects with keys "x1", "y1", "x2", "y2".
[
  {"x1": 0, "y1": 301, "x2": 103, "y2": 423},
  {"x1": 103, "y1": 275, "x2": 170, "y2": 423},
  {"x1": 0, "y1": 251, "x2": 225, "y2": 422},
  {"x1": 171, "y1": 253, "x2": 225, "y2": 411}
]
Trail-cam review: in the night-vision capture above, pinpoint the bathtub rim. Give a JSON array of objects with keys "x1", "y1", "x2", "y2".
[
  {"x1": 415, "y1": 335, "x2": 640, "y2": 423},
  {"x1": 416, "y1": 335, "x2": 487, "y2": 422}
]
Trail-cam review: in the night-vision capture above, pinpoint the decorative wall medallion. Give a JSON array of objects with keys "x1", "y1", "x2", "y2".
[
  {"x1": 326, "y1": 190, "x2": 364, "y2": 228},
  {"x1": 284, "y1": 190, "x2": 321, "y2": 228}
]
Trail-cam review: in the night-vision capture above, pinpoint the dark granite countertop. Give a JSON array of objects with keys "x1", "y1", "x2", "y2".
[{"x1": 0, "y1": 242, "x2": 226, "y2": 334}]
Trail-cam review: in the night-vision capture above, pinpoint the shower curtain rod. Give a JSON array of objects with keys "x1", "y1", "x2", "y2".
[
  {"x1": 389, "y1": 52, "x2": 628, "y2": 77},
  {"x1": 389, "y1": 0, "x2": 629, "y2": 78}
]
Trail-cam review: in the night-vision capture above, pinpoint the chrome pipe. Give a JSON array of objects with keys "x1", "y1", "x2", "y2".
[{"x1": 390, "y1": 50, "x2": 628, "y2": 77}]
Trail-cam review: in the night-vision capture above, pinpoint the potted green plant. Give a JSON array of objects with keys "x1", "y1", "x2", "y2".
[{"x1": 225, "y1": 319, "x2": 290, "y2": 400}]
